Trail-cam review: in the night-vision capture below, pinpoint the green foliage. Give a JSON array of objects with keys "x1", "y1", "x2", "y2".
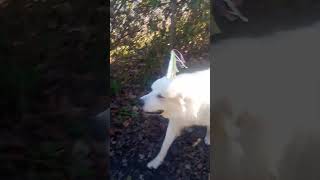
[
  {"x1": 112, "y1": 105, "x2": 138, "y2": 125},
  {"x1": 111, "y1": 0, "x2": 210, "y2": 60},
  {"x1": 191, "y1": 0, "x2": 202, "y2": 9},
  {"x1": 149, "y1": 0, "x2": 161, "y2": 8},
  {"x1": 111, "y1": 79, "x2": 121, "y2": 96}
]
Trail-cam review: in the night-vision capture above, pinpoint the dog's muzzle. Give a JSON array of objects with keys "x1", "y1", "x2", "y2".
[
  {"x1": 139, "y1": 97, "x2": 163, "y2": 115},
  {"x1": 138, "y1": 99, "x2": 145, "y2": 107},
  {"x1": 144, "y1": 110, "x2": 164, "y2": 115}
]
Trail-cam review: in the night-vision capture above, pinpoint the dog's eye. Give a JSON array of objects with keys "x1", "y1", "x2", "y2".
[{"x1": 157, "y1": 94, "x2": 165, "y2": 99}]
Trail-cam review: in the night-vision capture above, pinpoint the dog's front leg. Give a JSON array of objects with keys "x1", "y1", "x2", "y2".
[
  {"x1": 147, "y1": 122, "x2": 180, "y2": 169},
  {"x1": 205, "y1": 126, "x2": 210, "y2": 145}
]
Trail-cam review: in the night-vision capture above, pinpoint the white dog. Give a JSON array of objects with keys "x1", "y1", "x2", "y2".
[
  {"x1": 140, "y1": 68, "x2": 210, "y2": 169},
  {"x1": 212, "y1": 21, "x2": 320, "y2": 179}
]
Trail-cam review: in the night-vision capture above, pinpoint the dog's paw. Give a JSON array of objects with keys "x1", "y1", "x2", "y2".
[
  {"x1": 204, "y1": 136, "x2": 210, "y2": 145},
  {"x1": 147, "y1": 158, "x2": 162, "y2": 169}
]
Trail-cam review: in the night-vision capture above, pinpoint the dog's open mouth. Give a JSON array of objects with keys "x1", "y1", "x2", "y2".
[{"x1": 144, "y1": 110, "x2": 164, "y2": 115}]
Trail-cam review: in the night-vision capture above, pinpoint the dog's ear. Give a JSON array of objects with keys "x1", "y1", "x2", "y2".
[
  {"x1": 163, "y1": 77, "x2": 185, "y2": 98},
  {"x1": 163, "y1": 88, "x2": 179, "y2": 99}
]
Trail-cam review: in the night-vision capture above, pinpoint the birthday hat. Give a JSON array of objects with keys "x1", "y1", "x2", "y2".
[{"x1": 166, "y1": 49, "x2": 187, "y2": 79}]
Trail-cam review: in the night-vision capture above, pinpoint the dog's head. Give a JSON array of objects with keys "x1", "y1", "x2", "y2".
[{"x1": 139, "y1": 76, "x2": 187, "y2": 119}]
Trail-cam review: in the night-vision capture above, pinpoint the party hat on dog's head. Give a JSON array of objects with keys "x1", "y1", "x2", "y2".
[{"x1": 166, "y1": 49, "x2": 187, "y2": 79}]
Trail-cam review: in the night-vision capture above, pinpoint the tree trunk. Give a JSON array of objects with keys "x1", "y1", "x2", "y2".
[{"x1": 169, "y1": 0, "x2": 177, "y2": 49}]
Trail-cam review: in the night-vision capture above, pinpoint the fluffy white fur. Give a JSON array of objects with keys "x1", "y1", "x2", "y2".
[
  {"x1": 140, "y1": 68, "x2": 210, "y2": 169},
  {"x1": 212, "y1": 21, "x2": 320, "y2": 180}
]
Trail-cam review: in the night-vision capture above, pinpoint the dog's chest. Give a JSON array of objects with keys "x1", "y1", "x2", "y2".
[{"x1": 182, "y1": 109, "x2": 210, "y2": 127}]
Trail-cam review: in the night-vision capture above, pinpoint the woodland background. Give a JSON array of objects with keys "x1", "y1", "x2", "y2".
[{"x1": 0, "y1": 0, "x2": 319, "y2": 179}]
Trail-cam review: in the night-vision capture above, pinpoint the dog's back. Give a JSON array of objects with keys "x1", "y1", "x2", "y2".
[
  {"x1": 173, "y1": 69, "x2": 210, "y2": 125},
  {"x1": 177, "y1": 69, "x2": 209, "y2": 102}
]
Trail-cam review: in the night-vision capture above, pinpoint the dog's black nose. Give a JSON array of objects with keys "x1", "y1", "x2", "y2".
[{"x1": 138, "y1": 99, "x2": 145, "y2": 107}]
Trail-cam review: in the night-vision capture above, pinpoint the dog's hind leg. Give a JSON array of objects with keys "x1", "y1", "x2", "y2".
[{"x1": 147, "y1": 121, "x2": 181, "y2": 169}]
